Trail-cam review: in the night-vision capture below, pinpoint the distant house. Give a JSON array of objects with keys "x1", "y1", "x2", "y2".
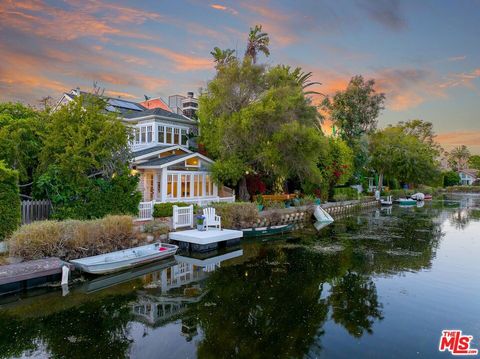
[
  {"x1": 458, "y1": 169, "x2": 478, "y2": 185},
  {"x1": 56, "y1": 88, "x2": 234, "y2": 206}
]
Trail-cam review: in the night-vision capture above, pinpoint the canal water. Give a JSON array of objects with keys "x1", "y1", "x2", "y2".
[{"x1": 1, "y1": 195, "x2": 479, "y2": 358}]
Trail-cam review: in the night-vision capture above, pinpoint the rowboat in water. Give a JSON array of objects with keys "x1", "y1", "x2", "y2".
[
  {"x1": 70, "y1": 243, "x2": 178, "y2": 275},
  {"x1": 241, "y1": 224, "x2": 293, "y2": 238},
  {"x1": 396, "y1": 198, "x2": 417, "y2": 206}
]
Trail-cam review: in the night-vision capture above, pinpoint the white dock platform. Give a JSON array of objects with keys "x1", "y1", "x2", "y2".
[{"x1": 169, "y1": 229, "x2": 243, "y2": 252}]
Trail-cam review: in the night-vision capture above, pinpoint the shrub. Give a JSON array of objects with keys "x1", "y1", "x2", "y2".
[
  {"x1": 443, "y1": 171, "x2": 460, "y2": 187},
  {"x1": 211, "y1": 202, "x2": 259, "y2": 229},
  {"x1": 333, "y1": 187, "x2": 358, "y2": 201},
  {"x1": 153, "y1": 202, "x2": 199, "y2": 218},
  {"x1": 7, "y1": 215, "x2": 135, "y2": 260},
  {"x1": 386, "y1": 189, "x2": 415, "y2": 198},
  {"x1": 0, "y1": 162, "x2": 21, "y2": 240},
  {"x1": 263, "y1": 200, "x2": 285, "y2": 210}
]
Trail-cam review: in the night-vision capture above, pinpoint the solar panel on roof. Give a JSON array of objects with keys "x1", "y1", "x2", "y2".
[{"x1": 108, "y1": 99, "x2": 143, "y2": 111}]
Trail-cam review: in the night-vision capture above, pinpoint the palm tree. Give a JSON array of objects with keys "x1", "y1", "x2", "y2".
[
  {"x1": 284, "y1": 66, "x2": 324, "y2": 96},
  {"x1": 210, "y1": 47, "x2": 236, "y2": 68},
  {"x1": 448, "y1": 145, "x2": 471, "y2": 170},
  {"x1": 245, "y1": 25, "x2": 270, "y2": 63}
]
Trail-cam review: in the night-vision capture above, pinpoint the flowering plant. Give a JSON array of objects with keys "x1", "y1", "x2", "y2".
[{"x1": 196, "y1": 215, "x2": 205, "y2": 225}]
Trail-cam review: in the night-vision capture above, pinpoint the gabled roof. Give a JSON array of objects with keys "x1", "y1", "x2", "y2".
[
  {"x1": 123, "y1": 107, "x2": 194, "y2": 122},
  {"x1": 458, "y1": 169, "x2": 479, "y2": 178},
  {"x1": 137, "y1": 153, "x2": 192, "y2": 168},
  {"x1": 132, "y1": 145, "x2": 192, "y2": 161},
  {"x1": 132, "y1": 145, "x2": 173, "y2": 158},
  {"x1": 136, "y1": 152, "x2": 213, "y2": 169}
]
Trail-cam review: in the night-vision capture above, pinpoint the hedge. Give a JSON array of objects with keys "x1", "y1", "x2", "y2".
[
  {"x1": 153, "y1": 202, "x2": 199, "y2": 218},
  {"x1": 333, "y1": 187, "x2": 359, "y2": 202},
  {"x1": 0, "y1": 161, "x2": 21, "y2": 241},
  {"x1": 211, "y1": 202, "x2": 259, "y2": 229}
]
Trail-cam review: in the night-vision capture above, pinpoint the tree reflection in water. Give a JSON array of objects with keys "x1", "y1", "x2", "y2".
[{"x1": 0, "y1": 200, "x2": 457, "y2": 359}]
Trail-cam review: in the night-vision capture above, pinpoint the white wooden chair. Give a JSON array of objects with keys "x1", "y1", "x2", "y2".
[{"x1": 203, "y1": 207, "x2": 221, "y2": 230}]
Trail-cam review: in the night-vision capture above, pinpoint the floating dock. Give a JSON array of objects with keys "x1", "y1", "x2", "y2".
[
  {"x1": 0, "y1": 258, "x2": 73, "y2": 296},
  {"x1": 169, "y1": 229, "x2": 243, "y2": 252}
]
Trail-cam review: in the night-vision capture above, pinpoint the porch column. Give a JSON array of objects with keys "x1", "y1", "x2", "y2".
[
  {"x1": 213, "y1": 182, "x2": 218, "y2": 197},
  {"x1": 160, "y1": 169, "x2": 167, "y2": 203},
  {"x1": 190, "y1": 174, "x2": 194, "y2": 199},
  {"x1": 153, "y1": 172, "x2": 158, "y2": 201},
  {"x1": 177, "y1": 174, "x2": 182, "y2": 200},
  {"x1": 202, "y1": 174, "x2": 206, "y2": 197}
]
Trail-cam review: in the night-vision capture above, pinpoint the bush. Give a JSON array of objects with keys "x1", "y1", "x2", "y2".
[
  {"x1": 211, "y1": 202, "x2": 259, "y2": 229},
  {"x1": 263, "y1": 200, "x2": 286, "y2": 210},
  {"x1": 7, "y1": 215, "x2": 135, "y2": 260},
  {"x1": 443, "y1": 171, "x2": 460, "y2": 187},
  {"x1": 333, "y1": 187, "x2": 358, "y2": 202},
  {"x1": 386, "y1": 189, "x2": 415, "y2": 198},
  {"x1": 0, "y1": 162, "x2": 21, "y2": 240},
  {"x1": 153, "y1": 202, "x2": 199, "y2": 218}
]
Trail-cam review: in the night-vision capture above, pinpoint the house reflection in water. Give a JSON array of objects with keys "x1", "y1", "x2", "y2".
[{"x1": 131, "y1": 249, "x2": 244, "y2": 326}]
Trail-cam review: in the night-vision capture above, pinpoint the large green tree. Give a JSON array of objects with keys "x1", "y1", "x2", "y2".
[
  {"x1": 0, "y1": 161, "x2": 21, "y2": 240},
  {"x1": 321, "y1": 76, "x2": 385, "y2": 144},
  {"x1": 34, "y1": 95, "x2": 141, "y2": 219},
  {"x1": 321, "y1": 76, "x2": 385, "y2": 178},
  {"x1": 369, "y1": 126, "x2": 440, "y2": 187},
  {"x1": 0, "y1": 103, "x2": 45, "y2": 189},
  {"x1": 468, "y1": 155, "x2": 480, "y2": 170},
  {"x1": 245, "y1": 24, "x2": 270, "y2": 63},
  {"x1": 199, "y1": 49, "x2": 324, "y2": 200}
]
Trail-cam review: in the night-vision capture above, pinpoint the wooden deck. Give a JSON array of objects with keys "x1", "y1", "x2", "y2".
[
  {"x1": 169, "y1": 229, "x2": 243, "y2": 252},
  {"x1": 0, "y1": 258, "x2": 72, "y2": 294}
]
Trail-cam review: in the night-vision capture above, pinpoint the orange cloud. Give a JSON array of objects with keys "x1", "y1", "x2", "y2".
[
  {"x1": 210, "y1": 4, "x2": 238, "y2": 15},
  {"x1": 133, "y1": 44, "x2": 213, "y2": 71},
  {"x1": 436, "y1": 131, "x2": 480, "y2": 154}
]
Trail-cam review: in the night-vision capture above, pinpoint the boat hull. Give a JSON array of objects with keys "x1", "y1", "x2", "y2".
[
  {"x1": 242, "y1": 224, "x2": 293, "y2": 238},
  {"x1": 70, "y1": 243, "x2": 178, "y2": 275}
]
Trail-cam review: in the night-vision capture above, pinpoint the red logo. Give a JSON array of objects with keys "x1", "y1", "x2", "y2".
[{"x1": 439, "y1": 330, "x2": 478, "y2": 355}]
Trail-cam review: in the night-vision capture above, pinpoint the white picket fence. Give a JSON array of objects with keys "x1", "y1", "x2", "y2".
[
  {"x1": 137, "y1": 201, "x2": 154, "y2": 221},
  {"x1": 21, "y1": 200, "x2": 51, "y2": 224},
  {"x1": 172, "y1": 205, "x2": 194, "y2": 230}
]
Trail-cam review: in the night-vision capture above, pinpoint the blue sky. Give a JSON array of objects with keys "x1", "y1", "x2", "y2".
[{"x1": 1, "y1": 0, "x2": 479, "y2": 151}]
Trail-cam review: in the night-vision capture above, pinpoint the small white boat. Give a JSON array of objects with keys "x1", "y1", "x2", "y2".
[
  {"x1": 314, "y1": 205, "x2": 334, "y2": 223},
  {"x1": 70, "y1": 243, "x2": 178, "y2": 274},
  {"x1": 411, "y1": 192, "x2": 425, "y2": 201}
]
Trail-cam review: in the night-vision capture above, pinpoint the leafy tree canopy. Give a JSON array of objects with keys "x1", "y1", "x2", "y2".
[
  {"x1": 0, "y1": 103, "x2": 45, "y2": 184},
  {"x1": 468, "y1": 154, "x2": 480, "y2": 170},
  {"x1": 34, "y1": 95, "x2": 140, "y2": 219},
  {"x1": 369, "y1": 126, "x2": 440, "y2": 185},
  {"x1": 321, "y1": 75, "x2": 385, "y2": 145},
  {"x1": 448, "y1": 145, "x2": 470, "y2": 171},
  {"x1": 199, "y1": 58, "x2": 325, "y2": 199}
]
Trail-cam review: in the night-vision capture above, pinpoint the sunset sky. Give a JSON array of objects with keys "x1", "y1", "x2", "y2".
[{"x1": 1, "y1": 0, "x2": 479, "y2": 152}]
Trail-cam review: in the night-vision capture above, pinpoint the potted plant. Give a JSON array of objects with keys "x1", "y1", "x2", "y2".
[{"x1": 196, "y1": 215, "x2": 206, "y2": 231}]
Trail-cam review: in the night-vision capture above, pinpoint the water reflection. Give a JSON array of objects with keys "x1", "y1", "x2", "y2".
[{"x1": 1, "y1": 196, "x2": 479, "y2": 358}]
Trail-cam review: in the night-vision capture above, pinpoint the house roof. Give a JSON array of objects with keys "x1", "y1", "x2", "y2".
[
  {"x1": 139, "y1": 98, "x2": 172, "y2": 112},
  {"x1": 123, "y1": 107, "x2": 194, "y2": 122},
  {"x1": 459, "y1": 169, "x2": 479, "y2": 178},
  {"x1": 137, "y1": 153, "x2": 192, "y2": 168},
  {"x1": 132, "y1": 145, "x2": 173, "y2": 158},
  {"x1": 62, "y1": 89, "x2": 146, "y2": 115}
]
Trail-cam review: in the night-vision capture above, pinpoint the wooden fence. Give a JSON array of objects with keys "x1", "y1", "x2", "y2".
[{"x1": 21, "y1": 200, "x2": 51, "y2": 224}]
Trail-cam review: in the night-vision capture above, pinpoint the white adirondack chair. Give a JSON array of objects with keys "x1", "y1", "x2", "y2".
[{"x1": 203, "y1": 207, "x2": 221, "y2": 230}]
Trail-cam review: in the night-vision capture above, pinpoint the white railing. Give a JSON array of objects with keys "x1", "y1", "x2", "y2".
[
  {"x1": 173, "y1": 205, "x2": 194, "y2": 230},
  {"x1": 137, "y1": 201, "x2": 154, "y2": 221},
  {"x1": 21, "y1": 200, "x2": 51, "y2": 224}
]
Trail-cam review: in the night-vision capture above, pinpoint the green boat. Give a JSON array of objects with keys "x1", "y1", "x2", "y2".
[
  {"x1": 396, "y1": 198, "x2": 417, "y2": 205},
  {"x1": 242, "y1": 224, "x2": 294, "y2": 238}
]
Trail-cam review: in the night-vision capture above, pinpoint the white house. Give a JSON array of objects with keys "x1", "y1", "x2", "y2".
[
  {"x1": 56, "y1": 89, "x2": 235, "y2": 208},
  {"x1": 458, "y1": 169, "x2": 478, "y2": 185}
]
